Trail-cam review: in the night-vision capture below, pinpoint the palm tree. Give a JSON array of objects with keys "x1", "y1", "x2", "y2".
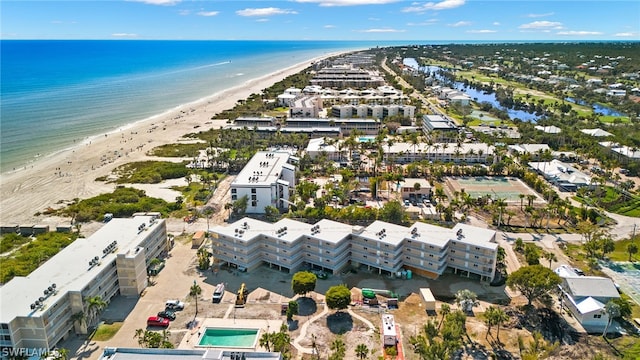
[
  {"x1": 355, "y1": 343, "x2": 369, "y2": 359},
  {"x1": 134, "y1": 328, "x2": 146, "y2": 347},
  {"x1": 330, "y1": 337, "x2": 346, "y2": 358},
  {"x1": 259, "y1": 331, "x2": 274, "y2": 352},
  {"x1": 543, "y1": 251, "x2": 558, "y2": 268},
  {"x1": 455, "y1": 289, "x2": 479, "y2": 313},
  {"x1": 85, "y1": 296, "x2": 107, "y2": 329},
  {"x1": 603, "y1": 300, "x2": 621, "y2": 337},
  {"x1": 190, "y1": 281, "x2": 202, "y2": 317},
  {"x1": 489, "y1": 306, "x2": 509, "y2": 341},
  {"x1": 70, "y1": 311, "x2": 86, "y2": 333}
]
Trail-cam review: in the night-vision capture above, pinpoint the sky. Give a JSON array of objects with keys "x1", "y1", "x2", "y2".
[{"x1": 1, "y1": 0, "x2": 639, "y2": 41}]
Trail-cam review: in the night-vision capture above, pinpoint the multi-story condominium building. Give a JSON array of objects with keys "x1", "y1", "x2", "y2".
[
  {"x1": 232, "y1": 117, "x2": 277, "y2": 128},
  {"x1": 0, "y1": 215, "x2": 167, "y2": 355},
  {"x1": 330, "y1": 104, "x2": 415, "y2": 120},
  {"x1": 223, "y1": 125, "x2": 340, "y2": 139},
  {"x1": 310, "y1": 65, "x2": 385, "y2": 88},
  {"x1": 304, "y1": 138, "x2": 494, "y2": 164},
  {"x1": 285, "y1": 118, "x2": 381, "y2": 136},
  {"x1": 230, "y1": 151, "x2": 296, "y2": 214},
  {"x1": 210, "y1": 218, "x2": 498, "y2": 281},
  {"x1": 386, "y1": 142, "x2": 494, "y2": 164},
  {"x1": 422, "y1": 114, "x2": 458, "y2": 133},
  {"x1": 289, "y1": 96, "x2": 323, "y2": 118}
]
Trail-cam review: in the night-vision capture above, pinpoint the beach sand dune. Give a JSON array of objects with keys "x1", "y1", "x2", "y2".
[{"x1": 0, "y1": 53, "x2": 345, "y2": 225}]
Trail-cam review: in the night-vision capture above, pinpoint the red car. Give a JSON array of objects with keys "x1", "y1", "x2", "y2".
[{"x1": 147, "y1": 316, "x2": 170, "y2": 327}]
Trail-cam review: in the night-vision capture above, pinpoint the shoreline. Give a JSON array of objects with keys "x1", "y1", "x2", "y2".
[{"x1": 0, "y1": 50, "x2": 352, "y2": 225}]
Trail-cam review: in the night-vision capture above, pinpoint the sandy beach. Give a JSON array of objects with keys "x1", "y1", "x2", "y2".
[{"x1": 0, "y1": 52, "x2": 347, "y2": 226}]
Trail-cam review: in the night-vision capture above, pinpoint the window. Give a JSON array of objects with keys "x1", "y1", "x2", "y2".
[
  {"x1": 251, "y1": 188, "x2": 257, "y2": 194},
  {"x1": 231, "y1": 189, "x2": 237, "y2": 194},
  {"x1": 364, "y1": 247, "x2": 368, "y2": 250},
  {"x1": 406, "y1": 256, "x2": 411, "y2": 260},
  {"x1": 231, "y1": 195, "x2": 237, "y2": 201},
  {"x1": 363, "y1": 255, "x2": 368, "y2": 259},
  {"x1": 451, "y1": 250, "x2": 456, "y2": 253},
  {"x1": 251, "y1": 195, "x2": 257, "y2": 200},
  {"x1": 594, "y1": 314, "x2": 602, "y2": 319},
  {"x1": 475, "y1": 247, "x2": 480, "y2": 250},
  {"x1": 251, "y1": 201, "x2": 257, "y2": 207}
]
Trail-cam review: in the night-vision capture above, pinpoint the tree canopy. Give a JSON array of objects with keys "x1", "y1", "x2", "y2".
[
  {"x1": 291, "y1": 271, "x2": 317, "y2": 296},
  {"x1": 325, "y1": 285, "x2": 351, "y2": 311},
  {"x1": 506, "y1": 265, "x2": 561, "y2": 306}
]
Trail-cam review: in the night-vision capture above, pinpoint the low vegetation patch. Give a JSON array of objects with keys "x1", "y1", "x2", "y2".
[
  {"x1": 0, "y1": 233, "x2": 32, "y2": 254},
  {"x1": 91, "y1": 322, "x2": 123, "y2": 341},
  {"x1": 111, "y1": 161, "x2": 190, "y2": 184},
  {"x1": 0, "y1": 232, "x2": 77, "y2": 284},
  {"x1": 58, "y1": 187, "x2": 178, "y2": 222},
  {"x1": 148, "y1": 143, "x2": 204, "y2": 158}
]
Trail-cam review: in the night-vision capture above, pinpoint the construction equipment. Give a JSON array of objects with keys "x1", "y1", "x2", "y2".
[
  {"x1": 235, "y1": 283, "x2": 248, "y2": 308},
  {"x1": 362, "y1": 288, "x2": 398, "y2": 299}
]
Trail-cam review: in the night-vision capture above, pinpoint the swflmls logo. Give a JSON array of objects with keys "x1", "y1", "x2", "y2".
[{"x1": 1, "y1": 347, "x2": 49, "y2": 358}]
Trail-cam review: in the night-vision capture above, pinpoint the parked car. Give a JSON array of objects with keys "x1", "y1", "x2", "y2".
[
  {"x1": 147, "y1": 316, "x2": 170, "y2": 327},
  {"x1": 157, "y1": 310, "x2": 176, "y2": 321},
  {"x1": 165, "y1": 300, "x2": 185, "y2": 310},
  {"x1": 404, "y1": 199, "x2": 410, "y2": 207}
]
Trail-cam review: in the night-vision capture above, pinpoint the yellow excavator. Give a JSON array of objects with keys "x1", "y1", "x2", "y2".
[{"x1": 235, "y1": 283, "x2": 248, "y2": 308}]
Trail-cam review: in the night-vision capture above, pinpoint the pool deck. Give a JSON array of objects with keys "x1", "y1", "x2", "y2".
[{"x1": 178, "y1": 318, "x2": 283, "y2": 351}]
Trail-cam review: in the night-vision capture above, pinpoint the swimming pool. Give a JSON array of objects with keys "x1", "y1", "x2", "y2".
[{"x1": 197, "y1": 328, "x2": 259, "y2": 348}]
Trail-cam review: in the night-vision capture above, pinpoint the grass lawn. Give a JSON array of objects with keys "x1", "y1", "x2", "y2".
[
  {"x1": 91, "y1": 322, "x2": 123, "y2": 341},
  {"x1": 606, "y1": 238, "x2": 640, "y2": 262}
]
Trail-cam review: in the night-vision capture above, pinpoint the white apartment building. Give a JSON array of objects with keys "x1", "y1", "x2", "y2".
[
  {"x1": 330, "y1": 104, "x2": 415, "y2": 120},
  {"x1": 0, "y1": 215, "x2": 167, "y2": 354},
  {"x1": 289, "y1": 96, "x2": 323, "y2": 118},
  {"x1": 310, "y1": 65, "x2": 385, "y2": 88},
  {"x1": 230, "y1": 151, "x2": 297, "y2": 214},
  {"x1": 210, "y1": 218, "x2": 498, "y2": 281}
]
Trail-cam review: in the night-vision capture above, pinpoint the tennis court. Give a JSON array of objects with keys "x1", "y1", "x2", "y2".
[{"x1": 446, "y1": 176, "x2": 544, "y2": 203}]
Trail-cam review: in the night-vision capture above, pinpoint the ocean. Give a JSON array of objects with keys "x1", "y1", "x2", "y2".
[{"x1": 0, "y1": 40, "x2": 394, "y2": 173}]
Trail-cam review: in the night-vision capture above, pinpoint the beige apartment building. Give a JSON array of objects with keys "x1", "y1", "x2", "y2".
[
  {"x1": 210, "y1": 218, "x2": 497, "y2": 281},
  {"x1": 0, "y1": 215, "x2": 168, "y2": 354}
]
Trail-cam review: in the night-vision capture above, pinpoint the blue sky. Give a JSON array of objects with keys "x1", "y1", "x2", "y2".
[{"x1": 2, "y1": 0, "x2": 639, "y2": 41}]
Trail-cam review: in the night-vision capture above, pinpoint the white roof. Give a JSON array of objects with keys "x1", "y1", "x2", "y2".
[
  {"x1": 534, "y1": 125, "x2": 562, "y2": 134},
  {"x1": 399, "y1": 178, "x2": 431, "y2": 190},
  {"x1": 555, "y1": 265, "x2": 580, "y2": 278},
  {"x1": 563, "y1": 276, "x2": 620, "y2": 299},
  {"x1": 575, "y1": 296, "x2": 605, "y2": 315},
  {"x1": 0, "y1": 216, "x2": 162, "y2": 323},
  {"x1": 410, "y1": 222, "x2": 455, "y2": 247},
  {"x1": 309, "y1": 219, "x2": 354, "y2": 244},
  {"x1": 233, "y1": 151, "x2": 292, "y2": 187},
  {"x1": 360, "y1": 220, "x2": 409, "y2": 247},
  {"x1": 508, "y1": 144, "x2": 550, "y2": 154},
  {"x1": 529, "y1": 159, "x2": 591, "y2": 186},
  {"x1": 306, "y1": 137, "x2": 338, "y2": 154},
  {"x1": 581, "y1": 128, "x2": 613, "y2": 137},
  {"x1": 451, "y1": 223, "x2": 498, "y2": 250}
]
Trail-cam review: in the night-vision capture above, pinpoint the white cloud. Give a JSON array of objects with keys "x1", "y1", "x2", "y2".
[
  {"x1": 51, "y1": 20, "x2": 77, "y2": 24},
  {"x1": 493, "y1": 22, "x2": 500, "y2": 26},
  {"x1": 368, "y1": 17, "x2": 381, "y2": 21},
  {"x1": 526, "y1": 12, "x2": 554, "y2": 18},
  {"x1": 615, "y1": 32, "x2": 637, "y2": 37},
  {"x1": 407, "y1": 19, "x2": 439, "y2": 26},
  {"x1": 178, "y1": 9, "x2": 190, "y2": 15},
  {"x1": 467, "y1": 29, "x2": 497, "y2": 33},
  {"x1": 402, "y1": 0, "x2": 465, "y2": 13},
  {"x1": 112, "y1": 33, "x2": 138, "y2": 38},
  {"x1": 356, "y1": 28, "x2": 406, "y2": 33},
  {"x1": 557, "y1": 30, "x2": 603, "y2": 36},
  {"x1": 128, "y1": 0, "x2": 180, "y2": 5},
  {"x1": 197, "y1": 11, "x2": 219, "y2": 17},
  {"x1": 448, "y1": 21, "x2": 471, "y2": 27},
  {"x1": 324, "y1": 24, "x2": 336, "y2": 28},
  {"x1": 294, "y1": 0, "x2": 399, "y2": 6},
  {"x1": 519, "y1": 21, "x2": 563, "y2": 30},
  {"x1": 256, "y1": 18, "x2": 270, "y2": 22},
  {"x1": 236, "y1": 8, "x2": 298, "y2": 16}
]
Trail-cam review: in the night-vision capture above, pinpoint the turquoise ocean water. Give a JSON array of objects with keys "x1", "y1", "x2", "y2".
[{"x1": 1, "y1": 40, "x2": 393, "y2": 173}]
